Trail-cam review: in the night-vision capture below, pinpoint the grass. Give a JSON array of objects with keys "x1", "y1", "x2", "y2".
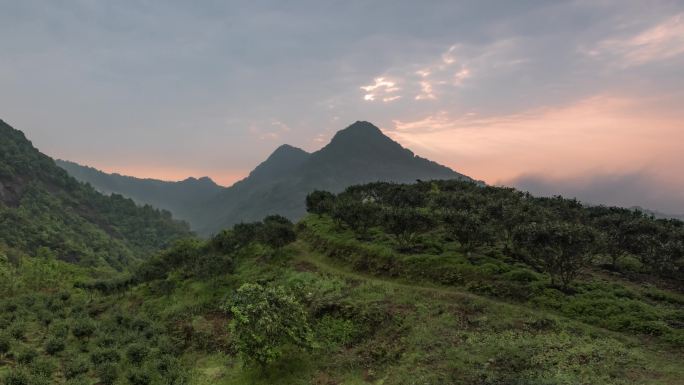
[
  {"x1": 178, "y1": 240, "x2": 683, "y2": 385},
  {"x1": 2, "y1": 226, "x2": 682, "y2": 384}
]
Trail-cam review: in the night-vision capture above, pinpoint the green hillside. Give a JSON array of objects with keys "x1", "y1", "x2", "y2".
[
  {"x1": 0, "y1": 120, "x2": 192, "y2": 270},
  {"x1": 55, "y1": 160, "x2": 223, "y2": 228},
  {"x1": 1, "y1": 180, "x2": 682, "y2": 385}
]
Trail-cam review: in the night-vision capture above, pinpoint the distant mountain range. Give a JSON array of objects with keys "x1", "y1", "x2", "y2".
[
  {"x1": 0, "y1": 119, "x2": 191, "y2": 269},
  {"x1": 58, "y1": 121, "x2": 474, "y2": 235}
]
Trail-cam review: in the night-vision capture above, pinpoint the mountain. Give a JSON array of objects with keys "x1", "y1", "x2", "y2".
[
  {"x1": 59, "y1": 121, "x2": 473, "y2": 235},
  {"x1": 56, "y1": 159, "x2": 223, "y2": 226},
  {"x1": 198, "y1": 121, "x2": 471, "y2": 234},
  {"x1": 0, "y1": 119, "x2": 191, "y2": 270}
]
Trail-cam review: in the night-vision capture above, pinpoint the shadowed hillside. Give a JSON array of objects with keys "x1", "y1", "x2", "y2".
[{"x1": 0, "y1": 119, "x2": 191, "y2": 270}]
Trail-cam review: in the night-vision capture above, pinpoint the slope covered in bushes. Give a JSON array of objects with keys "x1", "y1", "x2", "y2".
[{"x1": 0, "y1": 120, "x2": 191, "y2": 269}]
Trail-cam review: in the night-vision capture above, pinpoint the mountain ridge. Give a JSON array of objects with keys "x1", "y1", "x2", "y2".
[{"x1": 58, "y1": 121, "x2": 474, "y2": 235}]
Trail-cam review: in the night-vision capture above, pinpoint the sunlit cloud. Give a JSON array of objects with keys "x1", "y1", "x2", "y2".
[
  {"x1": 588, "y1": 13, "x2": 684, "y2": 67},
  {"x1": 415, "y1": 81, "x2": 436, "y2": 100},
  {"x1": 360, "y1": 77, "x2": 401, "y2": 102},
  {"x1": 453, "y1": 67, "x2": 471, "y2": 86}
]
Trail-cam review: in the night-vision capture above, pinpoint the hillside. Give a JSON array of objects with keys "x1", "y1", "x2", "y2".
[
  {"x1": 56, "y1": 160, "x2": 223, "y2": 227},
  {"x1": 0, "y1": 119, "x2": 191, "y2": 270},
  {"x1": 1, "y1": 180, "x2": 682, "y2": 385},
  {"x1": 59, "y1": 121, "x2": 473, "y2": 235}
]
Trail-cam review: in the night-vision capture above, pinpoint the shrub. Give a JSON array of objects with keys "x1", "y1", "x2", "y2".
[
  {"x1": 125, "y1": 343, "x2": 149, "y2": 365},
  {"x1": 126, "y1": 368, "x2": 152, "y2": 385},
  {"x1": 90, "y1": 348, "x2": 121, "y2": 365},
  {"x1": 503, "y1": 268, "x2": 541, "y2": 283},
  {"x1": 9, "y1": 323, "x2": 26, "y2": 340},
  {"x1": 65, "y1": 376, "x2": 90, "y2": 385},
  {"x1": 0, "y1": 333, "x2": 10, "y2": 355},
  {"x1": 96, "y1": 363, "x2": 119, "y2": 385},
  {"x1": 44, "y1": 337, "x2": 65, "y2": 355},
  {"x1": 224, "y1": 283, "x2": 314, "y2": 366},
  {"x1": 16, "y1": 346, "x2": 38, "y2": 364},
  {"x1": 3, "y1": 367, "x2": 31, "y2": 385},
  {"x1": 29, "y1": 357, "x2": 56, "y2": 378},
  {"x1": 72, "y1": 318, "x2": 96, "y2": 339},
  {"x1": 64, "y1": 357, "x2": 90, "y2": 379}
]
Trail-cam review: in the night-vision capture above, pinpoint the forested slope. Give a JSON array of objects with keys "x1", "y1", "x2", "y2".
[{"x1": 0, "y1": 119, "x2": 191, "y2": 270}]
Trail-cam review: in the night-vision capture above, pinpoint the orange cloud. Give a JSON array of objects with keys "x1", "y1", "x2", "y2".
[{"x1": 385, "y1": 94, "x2": 684, "y2": 186}]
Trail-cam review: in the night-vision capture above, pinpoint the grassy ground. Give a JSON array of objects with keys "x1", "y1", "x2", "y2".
[
  {"x1": 2, "y1": 236, "x2": 682, "y2": 384},
  {"x1": 180, "y1": 240, "x2": 683, "y2": 385}
]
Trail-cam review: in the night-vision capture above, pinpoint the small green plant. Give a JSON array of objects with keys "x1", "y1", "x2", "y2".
[
  {"x1": 44, "y1": 337, "x2": 65, "y2": 355},
  {"x1": 0, "y1": 333, "x2": 11, "y2": 356},
  {"x1": 16, "y1": 346, "x2": 38, "y2": 364},
  {"x1": 96, "y1": 363, "x2": 119, "y2": 385},
  {"x1": 72, "y1": 318, "x2": 96, "y2": 340},
  {"x1": 126, "y1": 343, "x2": 149, "y2": 365},
  {"x1": 64, "y1": 356, "x2": 90, "y2": 379}
]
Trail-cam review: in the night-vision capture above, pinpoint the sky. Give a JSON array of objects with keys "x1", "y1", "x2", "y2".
[{"x1": 1, "y1": 0, "x2": 683, "y2": 214}]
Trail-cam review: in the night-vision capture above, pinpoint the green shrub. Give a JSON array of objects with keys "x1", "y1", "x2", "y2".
[
  {"x1": 96, "y1": 363, "x2": 118, "y2": 385},
  {"x1": 64, "y1": 356, "x2": 90, "y2": 379},
  {"x1": 16, "y1": 346, "x2": 38, "y2": 364},
  {"x1": 0, "y1": 333, "x2": 10, "y2": 355},
  {"x1": 3, "y1": 367, "x2": 31, "y2": 385},
  {"x1": 125, "y1": 343, "x2": 148, "y2": 365},
  {"x1": 503, "y1": 268, "x2": 541, "y2": 283},
  {"x1": 49, "y1": 321, "x2": 69, "y2": 339},
  {"x1": 72, "y1": 318, "x2": 96, "y2": 339},
  {"x1": 224, "y1": 283, "x2": 314, "y2": 366},
  {"x1": 64, "y1": 376, "x2": 90, "y2": 385},
  {"x1": 29, "y1": 357, "x2": 56, "y2": 378},
  {"x1": 90, "y1": 348, "x2": 121, "y2": 365},
  {"x1": 9, "y1": 323, "x2": 26, "y2": 341},
  {"x1": 125, "y1": 368, "x2": 152, "y2": 385},
  {"x1": 44, "y1": 337, "x2": 65, "y2": 355}
]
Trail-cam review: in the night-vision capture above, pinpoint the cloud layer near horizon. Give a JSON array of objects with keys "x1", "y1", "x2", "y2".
[{"x1": 1, "y1": 1, "x2": 682, "y2": 212}]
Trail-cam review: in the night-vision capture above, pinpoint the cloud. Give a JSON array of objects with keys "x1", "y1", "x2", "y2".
[
  {"x1": 360, "y1": 77, "x2": 401, "y2": 102},
  {"x1": 361, "y1": 42, "x2": 487, "y2": 102},
  {"x1": 509, "y1": 172, "x2": 684, "y2": 216},
  {"x1": 588, "y1": 13, "x2": 684, "y2": 67},
  {"x1": 249, "y1": 119, "x2": 292, "y2": 141}
]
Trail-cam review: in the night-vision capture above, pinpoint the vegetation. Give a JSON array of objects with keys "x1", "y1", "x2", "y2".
[
  {"x1": 0, "y1": 120, "x2": 191, "y2": 269},
  {"x1": 1, "y1": 122, "x2": 682, "y2": 384}
]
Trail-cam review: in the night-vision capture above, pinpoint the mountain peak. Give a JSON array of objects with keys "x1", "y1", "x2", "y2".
[
  {"x1": 270, "y1": 144, "x2": 308, "y2": 158},
  {"x1": 318, "y1": 121, "x2": 410, "y2": 160},
  {"x1": 330, "y1": 121, "x2": 385, "y2": 142}
]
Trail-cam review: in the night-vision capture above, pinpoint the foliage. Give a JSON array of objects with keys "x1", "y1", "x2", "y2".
[
  {"x1": 512, "y1": 222, "x2": 598, "y2": 289},
  {"x1": 224, "y1": 283, "x2": 314, "y2": 366},
  {"x1": 0, "y1": 120, "x2": 192, "y2": 270}
]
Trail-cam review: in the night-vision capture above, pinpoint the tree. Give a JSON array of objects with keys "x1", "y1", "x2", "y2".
[
  {"x1": 259, "y1": 215, "x2": 296, "y2": 249},
  {"x1": 224, "y1": 283, "x2": 313, "y2": 367},
  {"x1": 305, "y1": 190, "x2": 336, "y2": 215},
  {"x1": 331, "y1": 199, "x2": 381, "y2": 238},
  {"x1": 382, "y1": 207, "x2": 433, "y2": 251},
  {"x1": 442, "y1": 209, "x2": 493, "y2": 251},
  {"x1": 512, "y1": 222, "x2": 598, "y2": 289}
]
